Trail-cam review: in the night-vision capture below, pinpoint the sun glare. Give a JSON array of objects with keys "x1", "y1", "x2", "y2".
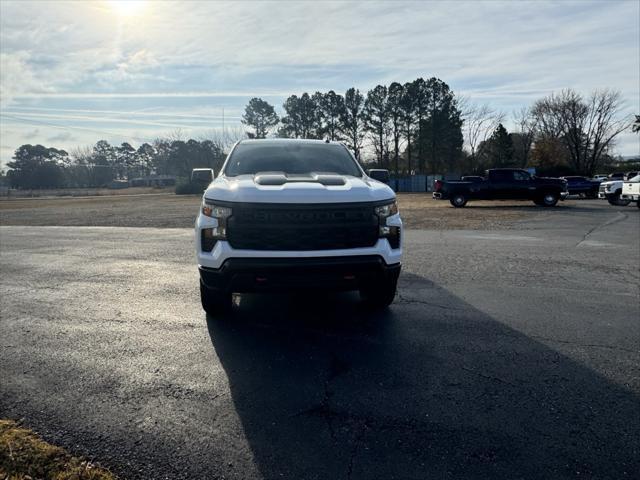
[{"x1": 107, "y1": 0, "x2": 147, "y2": 17}]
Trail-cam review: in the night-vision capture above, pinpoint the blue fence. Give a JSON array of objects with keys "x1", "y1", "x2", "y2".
[{"x1": 390, "y1": 175, "x2": 445, "y2": 192}]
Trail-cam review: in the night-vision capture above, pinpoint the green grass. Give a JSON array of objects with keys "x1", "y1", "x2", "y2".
[{"x1": 0, "y1": 419, "x2": 115, "y2": 480}]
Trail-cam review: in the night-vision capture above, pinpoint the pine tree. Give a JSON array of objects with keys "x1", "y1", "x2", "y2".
[
  {"x1": 485, "y1": 124, "x2": 515, "y2": 168},
  {"x1": 242, "y1": 98, "x2": 279, "y2": 139}
]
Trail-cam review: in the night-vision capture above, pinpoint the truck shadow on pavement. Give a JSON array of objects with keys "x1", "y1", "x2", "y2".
[{"x1": 206, "y1": 273, "x2": 639, "y2": 480}]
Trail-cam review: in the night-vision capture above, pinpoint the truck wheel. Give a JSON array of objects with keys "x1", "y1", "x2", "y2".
[
  {"x1": 200, "y1": 280, "x2": 232, "y2": 316},
  {"x1": 360, "y1": 277, "x2": 397, "y2": 309},
  {"x1": 607, "y1": 193, "x2": 631, "y2": 206},
  {"x1": 450, "y1": 194, "x2": 467, "y2": 208},
  {"x1": 541, "y1": 193, "x2": 559, "y2": 207}
]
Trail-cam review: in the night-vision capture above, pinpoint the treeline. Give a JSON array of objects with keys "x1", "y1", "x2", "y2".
[
  {"x1": 5, "y1": 137, "x2": 227, "y2": 189},
  {"x1": 243, "y1": 77, "x2": 464, "y2": 175},
  {"x1": 4, "y1": 78, "x2": 635, "y2": 189},
  {"x1": 242, "y1": 81, "x2": 634, "y2": 176}
]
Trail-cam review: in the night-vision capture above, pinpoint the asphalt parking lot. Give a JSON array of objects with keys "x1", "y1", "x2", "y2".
[{"x1": 1, "y1": 200, "x2": 639, "y2": 479}]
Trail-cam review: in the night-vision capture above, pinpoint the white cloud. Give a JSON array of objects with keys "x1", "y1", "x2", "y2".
[
  {"x1": 0, "y1": 52, "x2": 46, "y2": 105},
  {"x1": 0, "y1": 0, "x2": 638, "y2": 166}
]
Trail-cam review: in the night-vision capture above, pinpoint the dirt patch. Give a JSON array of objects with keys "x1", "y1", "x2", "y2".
[
  {"x1": 0, "y1": 193, "x2": 554, "y2": 230},
  {"x1": 2, "y1": 186, "x2": 174, "y2": 198},
  {"x1": 398, "y1": 194, "x2": 547, "y2": 230},
  {"x1": 0, "y1": 194, "x2": 199, "y2": 229}
]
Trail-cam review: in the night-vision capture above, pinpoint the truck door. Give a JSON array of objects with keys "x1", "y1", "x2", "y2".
[
  {"x1": 512, "y1": 170, "x2": 534, "y2": 198},
  {"x1": 488, "y1": 170, "x2": 516, "y2": 199}
]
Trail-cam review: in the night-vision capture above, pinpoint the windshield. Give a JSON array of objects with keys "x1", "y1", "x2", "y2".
[{"x1": 223, "y1": 142, "x2": 362, "y2": 177}]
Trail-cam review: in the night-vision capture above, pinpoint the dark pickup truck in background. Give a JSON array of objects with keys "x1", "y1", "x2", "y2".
[
  {"x1": 433, "y1": 168, "x2": 569, "y2": 207},
  {"x1": 561, "y1": 176, "x2": 601, "y2": 198}
]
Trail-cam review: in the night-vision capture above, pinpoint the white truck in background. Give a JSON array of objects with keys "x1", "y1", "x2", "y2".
[
  {"x1": 598, "y1": 172, "x2": 638, "y2": 206},
  {"x1": 620, "y1": 175, "x2": 640, "y2": 208}
]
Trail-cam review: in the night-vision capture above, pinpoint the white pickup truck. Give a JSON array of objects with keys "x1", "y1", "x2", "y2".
[
  {"x1": 195, "y1": 139, "x2": 402, "y2": 314},
  {"x1": 620, "y1": 175, "x2": 640, "y2": 208}
]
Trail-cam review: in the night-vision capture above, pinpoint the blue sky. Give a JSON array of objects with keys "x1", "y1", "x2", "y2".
[{"x1": 1, "y1": 0, "x2": 638, "y2": 167}]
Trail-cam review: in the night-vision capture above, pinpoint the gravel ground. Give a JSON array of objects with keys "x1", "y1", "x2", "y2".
[{"x1": 0, "y1": 192, "x2": 575, "y2": 230}]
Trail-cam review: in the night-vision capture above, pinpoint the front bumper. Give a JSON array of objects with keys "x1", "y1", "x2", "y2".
[
  {"x1": 199, "y1": 256, "x2": 401, "y2": 293},
  {"x1": 560, "y1": 191, "x2": 569, "y2": 200},
  {"x1": 196, "y1": 211, "x2": 403, "y2": 269}
]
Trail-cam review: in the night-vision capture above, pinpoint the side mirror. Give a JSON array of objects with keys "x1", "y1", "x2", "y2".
[
  {"x1": 367, "y1": 169, "x2": 390, "y2": 183},
  {"x1": 191, "y1": 168, "x2": 214, "y2": 184}
]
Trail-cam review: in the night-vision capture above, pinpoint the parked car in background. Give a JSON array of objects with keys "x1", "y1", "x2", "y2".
[
  {"x1": 598, "y1": 179, "x2": 630, "y2": 206},
  {"x1": 561, "y1": 176, "x2": 600, "y2": 198},
  {"x1": 620, "y1": 174, "x2": 640, "y2": 208},
  {"x1": 433, "y1": 168, "x2": 569, "y2": 207},
  {"x1": 598, "y1": 172, "x2": 639, "y2": 206},
  {"x1": 592, "y1": 174, "x2": 608, "y2": 181}
]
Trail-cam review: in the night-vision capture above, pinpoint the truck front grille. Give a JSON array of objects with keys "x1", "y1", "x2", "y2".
[{"x1": 227, "y1": 203, "x2": 380, "y2": 251}]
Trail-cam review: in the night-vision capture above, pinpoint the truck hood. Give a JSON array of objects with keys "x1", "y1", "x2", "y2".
[
  {"x1": 601, "y1": 180, "x2": 623, "y2": 187},
  {"x1": 203, "y1": 174, "x2": 395, "y2": 204}
]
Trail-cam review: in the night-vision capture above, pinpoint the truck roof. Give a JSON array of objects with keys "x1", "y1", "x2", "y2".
[{"x1": 237, "y1": 138, "x2": 343, "y2": 146}]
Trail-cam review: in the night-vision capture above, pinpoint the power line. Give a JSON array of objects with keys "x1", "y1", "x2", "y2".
[{"x1": 0, "y1": 113, "x2": 157, "y2": 143}]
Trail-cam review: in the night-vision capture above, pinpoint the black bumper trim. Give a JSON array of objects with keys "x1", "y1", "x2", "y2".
[{"x1": 199, "y1": 256, "x2": 401, "y2": 293}]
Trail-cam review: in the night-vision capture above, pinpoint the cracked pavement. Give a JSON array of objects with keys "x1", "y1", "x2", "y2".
[{"x1": 1, "y1": 200, "x2": 639, "y2": 479}]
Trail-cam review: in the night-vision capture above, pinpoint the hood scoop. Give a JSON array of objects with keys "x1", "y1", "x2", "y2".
[{"x1": 254, "y1": 172, "x2": 346, "y2": 186}]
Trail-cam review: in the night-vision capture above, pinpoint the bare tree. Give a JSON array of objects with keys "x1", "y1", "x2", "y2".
[
  {"x1": 462, "y1": 102, "x2": 504, "y2": 171},
  {"x1": 69, "y1": 145, "x2": 94, "y2": 164},
  {"x1": 200, "y1": 127, "x2": 247, "y2": 153},
  {"x1": 387, "y1": 82, "x2": 405, "y2": 175},
  {"x1": 512, "y1": 106, "x2": 537, "y2": 167},
  {"x1": 340, "y1": 88, "x2": 367, "y2": 160},
  {"x1": 531, "y1": 89, "x2": 630, "y2": 175},
  {"x1": 364, "y1": 85, "x2": 391, "y2": 169},
  {"x1": 633, "y1": 115, "x2": 640, "y2": 134}
]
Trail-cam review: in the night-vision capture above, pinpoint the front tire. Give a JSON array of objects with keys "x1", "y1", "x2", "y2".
[
  {"x1": 360, "y1": 277, "x2": 398, "y2": 309},
  {"x1": 200, "y1": 280, "x2": 232, "y2": 316},
  {"x1": 450, "y1": 194, "x2": 468, "y2": 208},
  {"x1": 541, "y1": 192, "x2": 559, "y2": 207},
  {"x1": 607, "y1": 193, "x2": 631, "y2": 206}
]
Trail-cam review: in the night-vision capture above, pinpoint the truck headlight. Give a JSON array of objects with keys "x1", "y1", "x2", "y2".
[
  {"x1": 375, "y1": 200, "x2": 398, "y2": 219},
  {"x1": 202, "y1": 201, "x2": 232, "y2": 219},
  {"x1": 201, "y1": 200, "x2": 232, "y2": 251},
  {"x1": 375, "y1": 200, "x2": 400, "y2": 248}
]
